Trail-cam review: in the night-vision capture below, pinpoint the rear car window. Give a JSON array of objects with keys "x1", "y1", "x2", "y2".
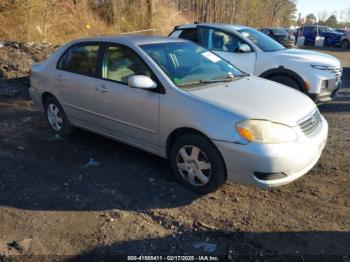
[
  {"x1": 57, "y1": 44, "x2": 99, "y2": 77},
  {"x1": 271, "y1": 28, "x2": 288, "y2": 35},
  {"x1": 179, "y1": 28, "x2": 199, "y2": 43}
]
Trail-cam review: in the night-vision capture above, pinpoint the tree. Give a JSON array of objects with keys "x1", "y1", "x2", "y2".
[
  {"x1": 146, "y1": 0, "x2": 155, "y2": 28},
  {"x1": 305, "y1": 13, "x2": 316, "y2": 24},
  {"x1": 317, "y1": 10, "x2": 328, "y2": 23},
  {"x1": 325, "y1": 15, "x2": 338, "y2": 28}
]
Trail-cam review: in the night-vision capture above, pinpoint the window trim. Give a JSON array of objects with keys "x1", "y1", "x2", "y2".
[
  {"x1": 56, "y1": 41, "x2": 165, "y2": 94},
  {"x1": 56, "y1": 41, "x2": 102, "y2": 78}
]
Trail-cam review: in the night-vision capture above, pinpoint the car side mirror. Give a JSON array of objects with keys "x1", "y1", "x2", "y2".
[
  {"x1": 237, "y1": 44, "x2": 252, "y2": 53},
  {"x1": 128, "y1": 75, "x2": 157, "y2": 89}
]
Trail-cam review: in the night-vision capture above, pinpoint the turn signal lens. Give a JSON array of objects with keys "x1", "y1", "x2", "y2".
[{"x1": 237, "y1": 127, "x2": 254, "y2": 141}]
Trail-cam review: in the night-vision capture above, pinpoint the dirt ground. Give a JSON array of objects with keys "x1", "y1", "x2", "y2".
[{"x1": 0, "y1": 48, "x2": 349, "y2": 261}]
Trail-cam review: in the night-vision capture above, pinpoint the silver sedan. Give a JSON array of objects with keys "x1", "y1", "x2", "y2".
[{"x1": 29, "y1": 36, "x2": 328, "y2": 193}]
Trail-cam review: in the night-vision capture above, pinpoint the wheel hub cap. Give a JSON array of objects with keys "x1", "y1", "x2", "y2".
[
  {"x1": 47, "y1": 103, "x2": 63, "y2": 131},
  {"x1": 176, "y1": 145, "x2": 212, "y2": 187}
]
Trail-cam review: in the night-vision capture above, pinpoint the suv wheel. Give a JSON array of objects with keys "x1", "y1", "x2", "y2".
[
  {"x1": 269, "y1": 75, "x2": 302, "y2": 92},
  {"x1": 44, "y1": 96, "x2": 74, "y2": 136},
  {"x1": 340, "y1": 39, "x2": 349, "y2": 49},
  {"x1": 169, "y1": 133, "x2": 226, "y2": 194}
]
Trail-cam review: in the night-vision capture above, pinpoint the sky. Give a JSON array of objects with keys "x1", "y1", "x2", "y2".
[{"x1": 297, "y1": 0, "x2": 350, "y2": 21}]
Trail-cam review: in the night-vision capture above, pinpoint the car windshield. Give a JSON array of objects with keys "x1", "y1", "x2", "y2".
[
  {"x1": 238, "y1": 28, "x2": 286, "y2": 52},
  {"x1": 141, "y1": 42, "x2": 246, "y2": 89},
  {"x1": 271, "y1": 28, "x2": 288, "y2": 35}
]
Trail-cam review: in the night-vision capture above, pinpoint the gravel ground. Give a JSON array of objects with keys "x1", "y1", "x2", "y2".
[{"x1": 0, "y1": 47, "x2": 349, "y2": 261}]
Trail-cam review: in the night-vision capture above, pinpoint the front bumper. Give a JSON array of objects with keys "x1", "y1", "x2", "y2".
[
  {"x1": 213, "y1": 115, "x2": 328, "y2": 188},
  {"x1": 309, "y1": 78, "x2": 342, "y2": 104},
  {"x1": 306, "y1": 66, "x2": 342, "y2": 104}
]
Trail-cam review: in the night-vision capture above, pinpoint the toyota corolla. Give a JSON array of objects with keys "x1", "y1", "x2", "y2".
[{"x1": 29, "y1": 36, "x2": 328, "y2": 193}]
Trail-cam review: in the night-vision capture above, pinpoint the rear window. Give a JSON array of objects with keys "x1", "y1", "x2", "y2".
[
  {"x1": 271, "y1": 28, "x2": 288, "y2": 35},
  {"x1": 179, "y1": 28, "x2": 199, "y2": 43},
  {"x1": 57, "y1": 44, "x2": 99, "y2": 77}
]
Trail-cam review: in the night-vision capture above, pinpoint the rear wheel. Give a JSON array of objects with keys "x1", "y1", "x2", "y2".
[
  {"x1": 340, "y1": 39, "x2": 349, "y2": 49},
  {"x1": 169, "y1": 133, "x2": 226, "y2": 194},
  {"x1": 44, "y1": 96, "x2": 74, "y2": 136},
  {"x1": 269, "y1": 75, "x2": 303, "y2": 92}
]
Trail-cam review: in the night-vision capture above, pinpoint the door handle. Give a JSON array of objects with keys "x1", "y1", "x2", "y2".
[
  {"x1": 55, "y1": 74, "x2": 64, "y2": 81},
  {"x1": 96, "y1": 85, "x2": 109, "y2": 93}
]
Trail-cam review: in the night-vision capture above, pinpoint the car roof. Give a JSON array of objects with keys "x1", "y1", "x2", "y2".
[
  {"x1": 68, "y1": 35, "x2": 187, "y2": 46},
  {"x1": 175, "y1": 23, "x2": 251, "y2": 31}
]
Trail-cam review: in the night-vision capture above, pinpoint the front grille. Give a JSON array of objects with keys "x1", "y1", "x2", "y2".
[{"x1": 299, "y1": 110, "x2": 322, "y2": 136}]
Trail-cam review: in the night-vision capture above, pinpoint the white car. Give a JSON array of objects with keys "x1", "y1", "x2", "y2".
[{"x1": 169, "y1": 23, "x2": 343, "y2": 104}]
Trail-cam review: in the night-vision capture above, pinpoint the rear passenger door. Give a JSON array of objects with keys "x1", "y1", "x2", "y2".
[
  {"x1": 94, "y1": 44, "x2": 160, "y2": 153},
  {"x1": 55, "y1": 43, "x2": 101, "y2": 128}
]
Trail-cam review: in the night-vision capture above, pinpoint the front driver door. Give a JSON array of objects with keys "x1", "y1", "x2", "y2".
[
  {"x1": 198, "y1": 26, "x2": 257, "y2": 74},
  {"x1": 94, "y1": 44, "x2": 160, "y2": 153}
]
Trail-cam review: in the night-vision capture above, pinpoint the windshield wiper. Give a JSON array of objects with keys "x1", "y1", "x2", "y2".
[
  {"x1": 177, "y1": 78, "x2": 234, "y2": 87},
  {"x1": 213, "y1": 73, "x2": 235, "y2": 81}
]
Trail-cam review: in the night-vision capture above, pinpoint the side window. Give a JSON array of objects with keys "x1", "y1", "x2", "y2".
[
  {"x1": 304, "y1": 27, "x2": 312, "y2": 35},
  {"x1": 102, "y1": 45, "x2": 152, "y2": 84},
  {"x1": 199, "y1": 27, "x2": 249, "y2": 53},
  {"x1": 261, "y1": 29, "x2": 270, "y2": 35},
  {"x1": 57, "y1": 44, "x2": 99, "y2": 76},
  {"x1": 179, "y1": 28, "x2": 199, "y2": 43}
]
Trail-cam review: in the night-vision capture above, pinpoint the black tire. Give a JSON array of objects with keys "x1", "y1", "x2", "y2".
[
  {"x1": 169, "y1": 133, "x2": 226, "y2": 194},
  {"x1": 340, "y1": 39, "x2": 349, "y2": 49},
  {"x1": 325, "y1": 37, "x2": 332, "y2": 47},
  {"x1": 269, "y1": 75, "x2": 303, "y2": 92},
  {"x1": 44, "y1": 96, "x2": 74, "y2": 137}
]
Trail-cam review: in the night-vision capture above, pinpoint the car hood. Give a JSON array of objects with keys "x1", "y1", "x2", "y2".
[
  {"x1": 273, "y1": 48, "x2": 341, "y2": 67},
  {"x1": 188, "y1": 76, "x2": 316, "y2": 126}
]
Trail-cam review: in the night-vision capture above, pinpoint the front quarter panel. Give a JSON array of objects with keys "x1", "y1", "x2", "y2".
[{"x1": 158, "y1": 86, "x2": 245, "y2": 157}]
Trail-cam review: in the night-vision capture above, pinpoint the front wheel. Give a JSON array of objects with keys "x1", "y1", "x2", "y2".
[
  {"x1": 340, "y1": 39, "x2": 349, "y2": 49},
  {"x1": 269, "y1": 75, "x2": 303, "y2": 93},
  {"x1": 169, "y1": 134, "x2": 226, "y2": 194}
]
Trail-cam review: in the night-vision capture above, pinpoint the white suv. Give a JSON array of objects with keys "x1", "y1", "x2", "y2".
[{"x1": 169, "y1": 23, "x2": 343, "y2": 104}]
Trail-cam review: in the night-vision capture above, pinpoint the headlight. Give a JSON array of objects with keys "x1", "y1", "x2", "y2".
[
  {"x1": 236, "y1": 120, "x2": 298, "y2": 144},
  {"x1": 311, "y1": 65, "x2": 337, "y2": 70}
]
